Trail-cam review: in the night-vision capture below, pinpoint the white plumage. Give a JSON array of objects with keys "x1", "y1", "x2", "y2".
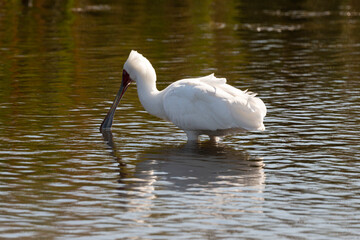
[{"x1": 100, "y1": 50, "x2": 266, "y2": 142}]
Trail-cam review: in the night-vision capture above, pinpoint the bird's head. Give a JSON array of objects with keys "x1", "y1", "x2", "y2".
[
  {"x1": 100, "y1": 50, "x2": 155, "y2": 131},
  {"x1": 123, "y1": 50, "x2": 155, "y2": 83}
]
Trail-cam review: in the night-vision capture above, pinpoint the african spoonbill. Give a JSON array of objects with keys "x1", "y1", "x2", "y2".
[{"x1": 100, "y1": 50, "x2": 266, "y2": 142}]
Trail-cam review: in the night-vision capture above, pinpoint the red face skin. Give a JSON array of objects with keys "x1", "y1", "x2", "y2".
[
  {"x1": 121, "y1": 70, "x2": 132, "y2": 96},
  {"x1": 100, "y1": 69, "x2": 133, "y2": 131}
]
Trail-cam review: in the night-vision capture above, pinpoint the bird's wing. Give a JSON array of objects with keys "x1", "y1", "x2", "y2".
[
  {"x1": 195, "y1": 73, "x2": 227, "y2": 85},
  {"x1": 162, "y1": 79, "x2": 234, "y2": 131},
  {"x1": 162, "y1": 74, "x2": 266, "y2": 132},
  {"x1": 200, "y1": 74, "x2": 267, "y2": 130},
  {"x1": 217, "y1": 82, "x2": 267, "y2": 130}
]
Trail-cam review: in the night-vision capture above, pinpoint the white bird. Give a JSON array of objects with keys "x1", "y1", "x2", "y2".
[{"x1": 100, "y1": 50, "x2": 266, "y2": 142}]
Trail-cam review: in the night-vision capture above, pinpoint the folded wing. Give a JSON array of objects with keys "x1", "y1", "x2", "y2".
[{"x1": 162, "y1": 74, "x2": 266, "y2": 132}]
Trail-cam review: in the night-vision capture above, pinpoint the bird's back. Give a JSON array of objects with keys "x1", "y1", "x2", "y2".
[{"x1": 162, "y1": 74, "x2": 266, "y2": 134}]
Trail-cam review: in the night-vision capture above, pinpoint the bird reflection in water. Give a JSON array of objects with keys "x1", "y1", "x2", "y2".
[
  {"x1": 101, "y1": 130, "x2": 265, "y2": 193},
  {"x1": 101, "y1": 130, "x2": 131, "y2": 179},
  {"x1": 102, "y1": 130, "x2": 266, "y2": 217}
]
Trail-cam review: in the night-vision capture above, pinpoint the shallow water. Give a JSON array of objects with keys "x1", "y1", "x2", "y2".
[{"x1": 1, "y1": 0, "x2": 360, "y2": 239}]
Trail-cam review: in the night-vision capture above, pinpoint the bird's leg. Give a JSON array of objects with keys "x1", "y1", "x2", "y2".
[
  {"x1": 185, "y1": 131, "x2": 199, "y2": 142},
  {"x1": 209, "y1": 136, "x2": 220, "y2": 143}
]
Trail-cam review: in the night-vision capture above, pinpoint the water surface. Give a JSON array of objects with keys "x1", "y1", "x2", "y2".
[{"x1": 0, "y1": 0, "x2": 360, "y2": 239}]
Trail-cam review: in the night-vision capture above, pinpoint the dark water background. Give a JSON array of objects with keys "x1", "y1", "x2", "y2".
[{"x1": 0, "y1": 0, "x2": 359, "y2": 239}]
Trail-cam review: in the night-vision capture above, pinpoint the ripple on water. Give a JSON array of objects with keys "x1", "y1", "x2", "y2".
[{"x1": 1, "y1": 1, "x2": 360, "y2": 239}]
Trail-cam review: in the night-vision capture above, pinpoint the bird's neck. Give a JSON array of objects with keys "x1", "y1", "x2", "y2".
[{"x1": 136, "y1": 74, "x2": 167, "y2": 120}]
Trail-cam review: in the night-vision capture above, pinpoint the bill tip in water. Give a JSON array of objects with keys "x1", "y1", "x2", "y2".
[{"x1": 100, "y1": 118, "x2": 113, "y2": 132}]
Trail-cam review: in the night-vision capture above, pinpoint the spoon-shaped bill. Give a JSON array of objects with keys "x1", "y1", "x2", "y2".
[{"x1": 100, "y1": 70, "x2": 132, "y2": 131}]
